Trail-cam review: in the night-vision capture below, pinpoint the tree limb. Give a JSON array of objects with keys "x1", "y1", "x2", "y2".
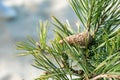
[{"x1": 90, "y1": 74, "x2": 120, "y2": 80}]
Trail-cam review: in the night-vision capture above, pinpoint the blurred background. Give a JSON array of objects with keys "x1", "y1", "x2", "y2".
[{"x1": 0, "y1": 0, "x2": 78, "y2": 80}]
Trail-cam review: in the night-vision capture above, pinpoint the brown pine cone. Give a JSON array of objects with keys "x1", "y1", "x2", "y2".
[{"x1": 59, "y1": 31, "x2": 92, "y2": 48}]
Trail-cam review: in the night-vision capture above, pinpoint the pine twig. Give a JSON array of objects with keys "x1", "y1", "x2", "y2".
[{"x1": 90, "y1": 74, "x2": 120, "y2": 80}]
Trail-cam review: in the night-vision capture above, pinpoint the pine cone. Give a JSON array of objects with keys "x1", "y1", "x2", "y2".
[{"x1": 59, "y1": 31, "x2": 92, "y2": 48}]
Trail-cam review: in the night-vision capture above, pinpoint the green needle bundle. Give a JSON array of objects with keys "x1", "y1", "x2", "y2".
[{"x1": 17, "y1": 0, "x2": 120, "y2": 80}]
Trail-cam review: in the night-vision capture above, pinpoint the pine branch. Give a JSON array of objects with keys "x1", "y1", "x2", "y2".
[
  {"x1": 16, "y1": 0, "x2": 120, "y2": 80},
  {"x1": 90, "y1": 74, "x2": 120, "y2": 80}
]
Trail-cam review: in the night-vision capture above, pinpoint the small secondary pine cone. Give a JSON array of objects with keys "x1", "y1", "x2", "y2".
[{"x1": 59, "y1": 31, "x2": 92, "y2": 48}]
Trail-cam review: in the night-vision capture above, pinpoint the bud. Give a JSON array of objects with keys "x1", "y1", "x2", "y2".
[{"x1": 59, "y1": 31, "x2": 92, "y2": 48}]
